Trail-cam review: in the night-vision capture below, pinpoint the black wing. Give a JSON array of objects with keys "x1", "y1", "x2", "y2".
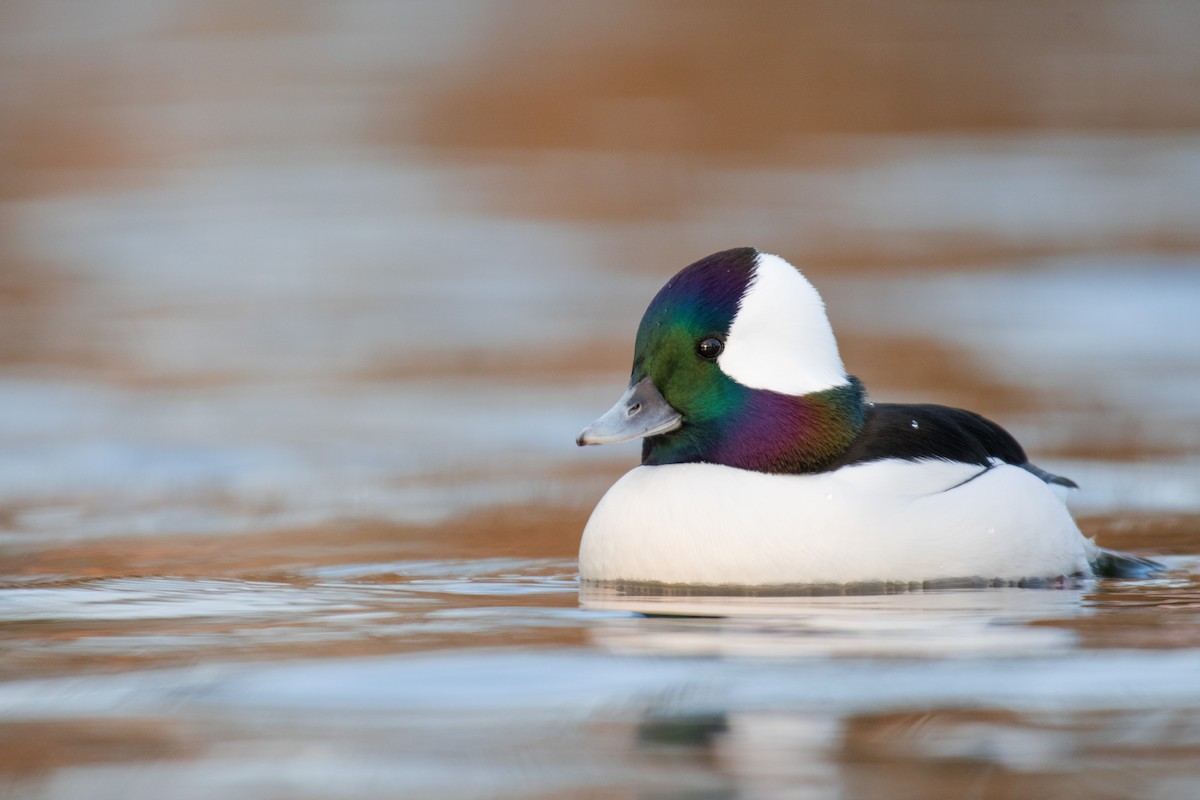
[{"x1": 826, "y1": 402, "x2": 1077, "y2": 488}]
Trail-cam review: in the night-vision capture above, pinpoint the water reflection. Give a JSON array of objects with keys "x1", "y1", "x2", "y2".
[
  {"x1": 581, "y1": 584, "x2": 1086, "y2": 657},
  {"x1": 3, "y1": 1, "x2": 1200, "y2": 797},
  {"x1": 2, "y1": 553, "x2": 1200, "y2": 799}
]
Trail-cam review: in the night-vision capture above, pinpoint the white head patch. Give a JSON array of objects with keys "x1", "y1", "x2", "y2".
[{"x1": 717, "y1": 252, "x2": 847, "y2": 395}]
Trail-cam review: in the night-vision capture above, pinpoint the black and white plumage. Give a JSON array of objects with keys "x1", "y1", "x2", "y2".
[
  {"x1": 826, "y1": 402, "x2": 1076, "y2": 488},
  {"x1": 576, "y1": 249, "x2": 1158, "y2": 588}
]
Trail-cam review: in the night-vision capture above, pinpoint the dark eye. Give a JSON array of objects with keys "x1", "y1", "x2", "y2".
[{"x1": 696, "y1": 336, "x2": 724, "y2": 360}]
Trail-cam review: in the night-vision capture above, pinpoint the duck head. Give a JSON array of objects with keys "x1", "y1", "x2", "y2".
[{"x1": 577, "y1": 247, "x2": 866, "y2": 474}]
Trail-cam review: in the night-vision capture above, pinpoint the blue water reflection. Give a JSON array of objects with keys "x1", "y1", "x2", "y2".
[{"x1": 3, "y1": 1, "x2": 1200, "y2": 797}]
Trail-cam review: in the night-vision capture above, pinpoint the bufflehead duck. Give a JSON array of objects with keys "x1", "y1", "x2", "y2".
[{"x1": 576, "y1": 247, "x2": 1157, "y2": 589}]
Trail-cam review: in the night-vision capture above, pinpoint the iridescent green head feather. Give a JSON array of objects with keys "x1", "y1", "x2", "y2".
[{"x1": 579, "y1": 247, "x2": 865, "y2": 474}]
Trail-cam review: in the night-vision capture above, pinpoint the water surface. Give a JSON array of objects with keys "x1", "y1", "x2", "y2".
[{"x1": 3, "y1": 3, "x2": 1200, "y2": 798}]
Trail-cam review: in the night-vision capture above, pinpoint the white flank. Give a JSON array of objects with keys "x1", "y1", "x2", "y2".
[
  {"x1": 718, "y1": 252, "x2": 847, "y2": 395},
  {"x1": 579, "y1": 460, "x2": 1097, "y2": 587}
]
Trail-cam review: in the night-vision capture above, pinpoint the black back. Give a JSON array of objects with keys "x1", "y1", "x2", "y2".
[{"x1": 824, "y1": 402, "x2": 1076, "y2": 488}]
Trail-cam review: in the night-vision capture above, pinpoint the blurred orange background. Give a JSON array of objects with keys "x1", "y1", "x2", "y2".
[
  {"x1": 3, "y1": 4, "x2": 1200, "y2": 798},
  {"x1": 3, "y1": 1, "x2": 1199, "y2": 381}
]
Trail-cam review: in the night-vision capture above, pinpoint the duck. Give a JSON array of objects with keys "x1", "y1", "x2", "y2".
[{"x1": 575, "y1": 247, "x2": 1158, "y2": 589}]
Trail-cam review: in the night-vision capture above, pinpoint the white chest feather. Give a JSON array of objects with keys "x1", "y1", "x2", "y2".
[{"x1": 578, "y1": 460, "x2": 1095, "y2": 587}]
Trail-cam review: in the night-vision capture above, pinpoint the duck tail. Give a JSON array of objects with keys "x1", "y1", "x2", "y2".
[{"x1": 1090, "y1": 548, "x2": 1166, "y2": 579}]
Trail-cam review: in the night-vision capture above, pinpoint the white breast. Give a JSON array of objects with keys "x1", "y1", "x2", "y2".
[{"x1": 578, "y1": 460, "x2": 1096, "y2": 587}]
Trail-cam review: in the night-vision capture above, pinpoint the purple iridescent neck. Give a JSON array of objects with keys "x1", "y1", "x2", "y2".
[{"x1": 642, "y1": 377, "x2": 867, "y2": 474}]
